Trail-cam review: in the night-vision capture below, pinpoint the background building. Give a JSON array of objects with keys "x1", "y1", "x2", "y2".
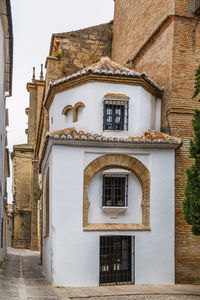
[
  {"x1": 6, "y1": 203, "x2": 13, "y2": 247},
  {"x1": 0, "y1": 0, "x2": 13, "y2": 263}
]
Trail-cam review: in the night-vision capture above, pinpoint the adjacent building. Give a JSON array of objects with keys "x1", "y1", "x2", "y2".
[{"x1": 0, "y1": 0, "x2": 13, "y2": 263}]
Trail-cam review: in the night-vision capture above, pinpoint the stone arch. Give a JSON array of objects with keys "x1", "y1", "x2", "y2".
[
  {"x1": 62, "y1": 102, "x2": 85, "y2": 122},
  {"x1": 83, "y1": 154, "x2": 150, "y2": 231},
  {"x1": 73, "y1": 102, "x2": 85, "y2": 122},
  {"x1": 62, "y1": 105, "x2": 73, "y2": 116}
]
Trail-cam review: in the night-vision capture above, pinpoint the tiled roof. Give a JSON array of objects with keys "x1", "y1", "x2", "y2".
[
  {"x1": 49, "y1": 57, "x2": 161, "y2": 91},
  {"x1": 46, "y1": 128, "x2": 182, "y2": 145}
]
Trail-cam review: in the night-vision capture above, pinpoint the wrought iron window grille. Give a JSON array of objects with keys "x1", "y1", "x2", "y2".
[
  {"x1": 103, "y1": 100, "x2": 129, "y2": 131},
  {"x1": 99, "y1": 235, "x2": 135, "y2": 285},
  {"x1": 102, "y1": 174, "x2": 128, "y2": 207}
]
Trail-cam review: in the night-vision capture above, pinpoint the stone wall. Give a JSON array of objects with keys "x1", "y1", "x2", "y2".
[
  {"x1": 12, "y1": 145, "x2": 33, "y2": 249},
  {"x1": 45, "y1": 22, "x2": 113, "y2": 88}
]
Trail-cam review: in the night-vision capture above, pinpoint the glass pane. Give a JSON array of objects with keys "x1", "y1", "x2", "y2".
[
  {"x1": 115, "y1": 116, "x2": 121, "y2": 123},
  {"x1": 115, "y1": 108, "x2": 121, "y2": 115},
  {"x1": 106, "y1": 108, "x2": 112, "y2": 115},
  {"x1": 106, "y1": 116, "x2": 112, "y2": 122}
]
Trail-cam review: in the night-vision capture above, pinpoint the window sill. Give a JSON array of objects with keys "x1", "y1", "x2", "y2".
[{"x1": 101, "y1": 206, "x2": 128, "y2": 214}]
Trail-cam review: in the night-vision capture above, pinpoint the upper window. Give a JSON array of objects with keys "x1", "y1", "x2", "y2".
[
  {"x1": 103, "y1": 100, "x2": 128, "y2": 131},
  {"x1": 102, "y1": 174, "x2": 128, "y2": 207}
]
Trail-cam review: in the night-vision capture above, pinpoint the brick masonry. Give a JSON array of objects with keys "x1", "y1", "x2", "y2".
[{"x1": 112, "y1": 0, "x2": 200, "y2": 284}]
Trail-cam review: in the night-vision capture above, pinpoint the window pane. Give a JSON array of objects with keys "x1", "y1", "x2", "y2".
[
  {"x1": 115, "y1": 116, "x2": 121, "y2": 123},
  {"x1": 102, "y1": 175, "x2": 127, "y2": 206},
  {"x1": 103, "y1": 101, "x2": 128, "y2": 131},
  {"x1": 106, "y1": 116, "x2": 112, "y2": 122}
]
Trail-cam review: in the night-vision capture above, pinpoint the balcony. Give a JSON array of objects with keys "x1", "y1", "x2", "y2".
[{"x1": 195, "y1": 0, "x2": 200, "y2": 14}]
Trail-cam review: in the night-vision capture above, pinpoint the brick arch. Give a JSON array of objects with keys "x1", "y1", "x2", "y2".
[{"x1": 83, "y1": 154, "x2": 151, "y2": 231}]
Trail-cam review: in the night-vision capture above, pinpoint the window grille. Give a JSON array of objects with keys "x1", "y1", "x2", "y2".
[
  {"x1": 103, "y1": 100, "x2": 128, "y2": 131},
  {"x1": 102, "y1": 174, "x2": 128, "y2": 207},
  {"x1": 99, "y1": 235, "x2": 134, "y2": 285}
]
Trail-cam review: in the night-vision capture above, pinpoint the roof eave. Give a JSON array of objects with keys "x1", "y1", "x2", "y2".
[
  {"x1": 1, "y1": 0, "x2": 13, "y2": 96},
  {"x1": 39, "y1": 137, "x2": 181, "y2": 173},
  {"x1": 44, "y1": 74, "x2": 163, "y2": 111}
]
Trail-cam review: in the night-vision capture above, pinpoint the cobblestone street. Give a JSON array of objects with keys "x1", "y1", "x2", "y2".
[{"x1": 0, "y1": 248, "x2": 200, "y2": 300}]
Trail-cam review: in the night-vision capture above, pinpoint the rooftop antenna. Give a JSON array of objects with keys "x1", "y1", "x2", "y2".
[
  {"x1": 40, "y1": 64, "x2": 44, "y2": 80},
  {"x1": 32, "y1": 67, "x2": 36, "y2": 82}
]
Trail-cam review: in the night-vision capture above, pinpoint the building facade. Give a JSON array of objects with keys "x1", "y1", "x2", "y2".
[
  {"x1": 13, "y1": 0, "x2": 200, "y2": 284},
  {"x1": 40, "y1": 57, "x2": 181, "y2": 286},
  {"x1": 0, "y1": 0, "x2": 13, "y2": 263}
]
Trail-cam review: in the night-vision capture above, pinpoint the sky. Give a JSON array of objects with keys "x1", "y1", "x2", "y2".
[{"x1": 6, "y1": 0, "x2": 114, "y2": 202}]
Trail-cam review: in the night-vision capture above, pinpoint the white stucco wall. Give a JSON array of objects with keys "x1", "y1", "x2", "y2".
[
  {"x1": 49, "y1": 82, "x2": 161, "y2": 137},
  {"x1": 88, "y1": 164, "x2": 142, "y2": 224},
  {"x1": 42, "y1": 144, "x2": 175, "y2": 287},
  {"x1": 42, "y1": 157, "x2": 53, "y2": 282}
]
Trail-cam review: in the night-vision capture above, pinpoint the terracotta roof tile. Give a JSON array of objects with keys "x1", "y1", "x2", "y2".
[
  {"x1": 49, "y1": 57, "x2": 161, "y2": 91},
  {"x1": 47, "y1": 128, "x2": 182, "y2": 145}
]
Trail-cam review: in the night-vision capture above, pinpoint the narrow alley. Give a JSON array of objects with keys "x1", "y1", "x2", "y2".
[
  {"x1": 0, "y1": 248, "x2": 200, "y2": 300},
  {"x1": 0, "y1": 248, "x2": 58, "y2": 299}
]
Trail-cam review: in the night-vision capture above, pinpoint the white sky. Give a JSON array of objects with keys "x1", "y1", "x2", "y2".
[{"x1": 6, "y1": 0, "x2": 114, "y2": 202}]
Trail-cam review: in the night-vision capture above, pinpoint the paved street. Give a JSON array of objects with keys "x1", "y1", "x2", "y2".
[{"x1": 0, "y1": 248, "x2": 200, "y2": 300}]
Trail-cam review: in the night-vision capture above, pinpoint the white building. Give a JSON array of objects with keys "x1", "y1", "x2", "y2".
[
  {"x1": 0, "y1": 0, "x2": 13, "y2": 262},
  {"x1": 40, "y1": 57, "x2": 181, "y2": 286}
]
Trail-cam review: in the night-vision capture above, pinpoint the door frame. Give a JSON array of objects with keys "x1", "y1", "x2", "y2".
[{"x1": 99, "y1": 235, "x2": 135, "y2": 285}]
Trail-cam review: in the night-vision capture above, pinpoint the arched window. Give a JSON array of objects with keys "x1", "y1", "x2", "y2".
[{"x1": 83, "y1": 154, "x2": 150, "y2": 231}]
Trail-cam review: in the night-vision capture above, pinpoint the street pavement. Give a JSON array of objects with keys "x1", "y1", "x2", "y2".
[{"x1": 0, "y1": 247, "x2": 200, "y2": 300}]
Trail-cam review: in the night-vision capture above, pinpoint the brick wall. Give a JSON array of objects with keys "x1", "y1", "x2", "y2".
[
  {"x1": 112, "y1": 0, "x2": 175, "y2": 64},
  {"x1": 175, "y1": 0, "x2": 196, "y2": 16},
  {"x1": 171, "y1": 15, "x2": 200, "y2": 283}
]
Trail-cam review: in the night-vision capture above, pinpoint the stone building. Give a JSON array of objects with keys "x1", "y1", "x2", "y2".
[
  {"x1": 6, "y1": 203, "x2": 13, "y2": 247},
  {"x1": 13, "y1": 0, "x2": 200, "y2": 284},
  {"x1": 0, "y1": 0, "x2": 13, "y2": 263},
  {"x1": 12, "y1": 74, "x2": 45, "y2": 250}
]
